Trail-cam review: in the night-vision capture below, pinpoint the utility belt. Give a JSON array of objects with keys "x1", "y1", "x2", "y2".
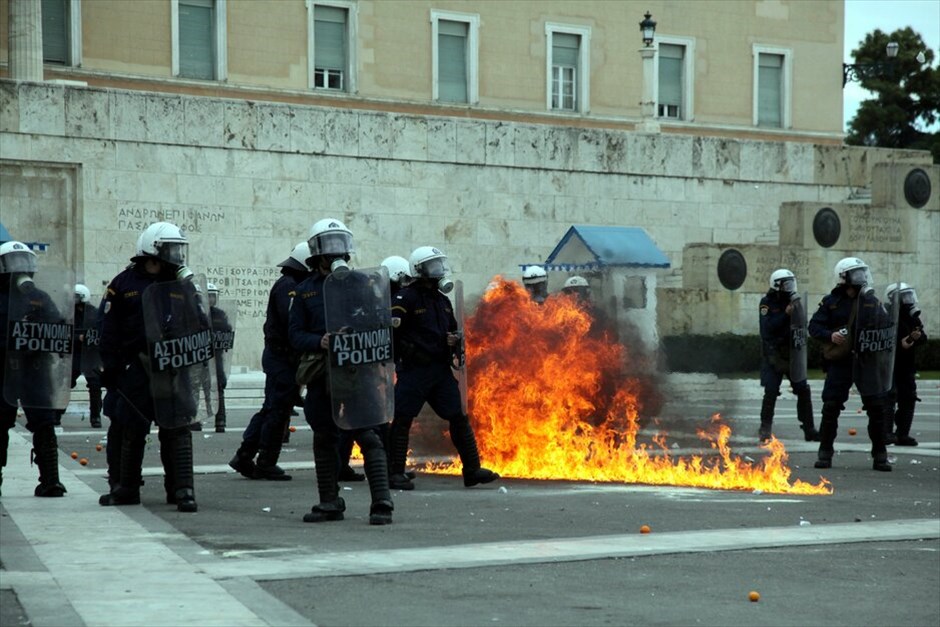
[{"x1": 399, "y1": 340, "x2": 446, "y2": 367}]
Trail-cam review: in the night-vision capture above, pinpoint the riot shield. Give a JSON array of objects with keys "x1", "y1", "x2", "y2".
[
  {"x1": 453, "y1": 280, "x2": 468, "y2": 414},
  {"x1": 3, "y1": 266, "x2": 75, "y2": 410},
  {"x1": 142, "y1": 275, "x2": 217, "y2": 428},
  {"x1": 852, "y1": 286, "x2": 899, "y2": 397},
  {"x1": 324, "y1": 266, "x2": 394, "y2": 430},
  {"x1": 788, "y1": 292, "x2": 808, "y2": 383},
  {"x1": 79, "y1": 299, "x2": 103, "y2": 379},
  {"x1": 210, "y1": 298, "x2": 238, "y2": 391}
]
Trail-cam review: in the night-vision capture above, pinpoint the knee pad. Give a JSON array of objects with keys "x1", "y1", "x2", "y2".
[{"x1": 357, "y1": 429, "x2": 384, "y2": 454}]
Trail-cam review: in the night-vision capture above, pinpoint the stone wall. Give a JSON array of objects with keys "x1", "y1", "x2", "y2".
[{"x1": 1, "y1": 80, "x2": 935, "y2": 369}]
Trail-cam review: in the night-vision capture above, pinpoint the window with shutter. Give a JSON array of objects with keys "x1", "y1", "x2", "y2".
[
  {"x1": 179, "y1": 0, "x2": 215, "y2": 80},
  {"x1": 438, "y1": 20, "x2": 468, "y2": 103},
  {"x1": 757, "y1": 53, "x2": 783, "y2": 128},
  {"x1": 314, "y1": 5, "x2": 347, "y2": 90},
  {"x1": 551, "y1": 32, "x2": 579, "y2": 111},
  {"x1": 658, "y1": 43, "x2": 683, "y2": 119},
  {"x1": 42, "y1": 0, "x2": 70, "y2": 65}
]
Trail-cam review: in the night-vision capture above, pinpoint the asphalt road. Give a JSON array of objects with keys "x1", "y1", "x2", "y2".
[{"x1": 1, "y1": 382, "x2": 938, "y2": 626}]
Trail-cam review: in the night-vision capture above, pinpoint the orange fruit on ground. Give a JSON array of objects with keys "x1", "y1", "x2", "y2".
[
  {"x1": 79, "y1": 458, "x2": 88, "y2": 466},
  {"x1": 96, "y1": 444, "x2": 103, "y2": 451},
  {"x1": 848, "y1": 428, "x2": 857, "y2": 436},
  {"x1": 640, "y1": 525, "x2": 651, "y2": 534},
  {"x1": 70, "y1": 452, "x2": 78, "y2": 459},
  {"x1": 289, "y1": 426, "x2": 297, "y2": 432},
  {"x1": 749, "y1": 591, "x2": 760, "y2": 602}
]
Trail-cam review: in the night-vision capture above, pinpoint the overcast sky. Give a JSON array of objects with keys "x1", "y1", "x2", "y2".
[{"x1": 843, "y1": 0, "x2": 939, "y2": 131}]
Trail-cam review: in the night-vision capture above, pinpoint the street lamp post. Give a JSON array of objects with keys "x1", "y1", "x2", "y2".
[
  {"x1": 843, "y1": 41, "x2": 899, "y2": 87},
  {"x1": 636, "y1": 11, "x2": 660, "y2": 133}
]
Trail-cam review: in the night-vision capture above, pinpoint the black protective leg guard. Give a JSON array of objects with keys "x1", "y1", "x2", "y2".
[
  {"x1": 759, "y1": 392, "x2": 776, "y2": 441},
  {"x1": 215, "y1": 389, "x2": 226, "y2": 433},
  {"x1": 815, "y1": 402, "x2": 841, "y2": 469},
  {"x1": 100, "y1": 430, "x2": 143, "y2": 505},
  {"x1": 865, "y1": 403, "x2": 888, "y2": 467},
  {"x1": 169, "y1": 427, "x2": 197, "y2": 512},
  {"x1": 795, "y1": 389, "x2": 819, "y2": 441},
  {"x1": 0, "y1": 426, "x2": 7, "y2": 494},
  {"x1": 449, "y1": 415, "x2": 499, "y2": 487},
  {"x1": 32, "y1": 426, "x2": 66, "y2": 497},
  {"x1": 254, "y1": 445, "x2": 292, "y2": 481},
  {"x1": 89, "y1": 386, "x2": 103, "y2": 427},
  {"x1": 388, "y1": 416, "x2": 415, "y2": 490},
  {"x1": 894, "y1": 398, "x2": 917, "y2": 444},
  {"x1": 359, "y1": 429, "x2": 393, "y2": 524},
  {"x1": 229, "y1": 441, "x2": 259, "y2": 478},
  {"x1": 159, "y1": 428, "x2": 177, "y2": 504},
  {"x1": 304, "y1": 432, "x2": 344, "y2": 522}
]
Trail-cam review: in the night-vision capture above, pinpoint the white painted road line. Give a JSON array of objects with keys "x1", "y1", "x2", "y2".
[{"x1": 200, "y1": 518, "x2": 940, "y2": 582}]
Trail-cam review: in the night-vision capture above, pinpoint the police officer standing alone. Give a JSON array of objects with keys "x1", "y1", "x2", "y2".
[
  {"x1": 387, "y1": 246, "x2": 499, "y2": 491},
  {"x1": 758, "y1": 269, "x2": 819, "y2": 442},
  {"x1": 65, "y1": 283, "x2": 103, "y2": 428},
  {"x1": 98, "y1": 222, "x2": 202, "y2": 510},
  {"x1": 230, "y1": 243, "x2": 310, "y2": 481},
  {"x1": 885, "y1": 282, "x2": 927, "y2": 446},
  {"x1": 0, "y1": 241, "x2": 68, "y2": 497},
  {"x1": 289, "y1": 219, "x2": 394, "y2": 524},
  {"x1": 809, "y1": 257, "x2": 893, "y2": 472}
]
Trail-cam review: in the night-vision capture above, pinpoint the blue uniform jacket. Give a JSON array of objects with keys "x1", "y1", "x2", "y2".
[
  {"x1": 99, "y1": 264, "x2": 175, "y2": 373},
  {"x1": 288, "y1": 272, "x2": 328, "y2": 354},
  {"x1": 263, "y1": 268, "x2": 308, "y2": 351},
  {"x1": 759, "y1": 290, "x2": 791, "y2": 360},
  {"x1": 809, "y1": 287, "x2": 856, "y2": 343},
  {"x1": 896, "y1": 307, "x2": 928, "y2": 372},
  {"x1": 391, "y1": 283, "x2": 456, "y2": 365}
]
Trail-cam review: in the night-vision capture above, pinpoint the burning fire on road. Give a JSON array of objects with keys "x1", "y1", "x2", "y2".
[{"x1": 428, "y1": 277, "x2": 831, "y2": 496}]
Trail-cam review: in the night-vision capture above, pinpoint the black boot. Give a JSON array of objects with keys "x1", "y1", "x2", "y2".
[
  {"x1": 89, "y1": 386, "x2": 103, "y2": 428},
  {"x1": 758, "y1": 391, "x2": 775, "y2": 442},
  {"x1": 100, "y1": 429, "x2": 144, "y2": 506},
  {"x1": 388, "y1": 416, "x2": 415, "y2": 490},
  {"x1": 814, "y1": 401, "x2": 841, "y2": 468},
  {"x1": 169, "y1": 427, "x2": 197, "y2": 512},
  {"x1": 894, "y1": 397, "x2": 918, "y2": 446},
  {"x1": 160, "y1": 428, "x2": 177, "y2": 504},
  {"x1": 449, "y1": 415, "x2": 499, "y2": 487},
  {"x1": 228, "y1": 441, "x2": 258, "y2": 478},
  {"x1": 304, "y1": 432, "x2": 344, "y2": 522},
  {"x1": 795, "y1": 388, "x2": 819, "y2": 441},
  {"x1": 359, "y1": 429, "x2": 393, "y2": 525},
  {"x1": 254, "y1": 448, "x2": 292, "y2": 481},
  {"x1": 866, "y1": 402, "x2": 890, "y2": 473},
  {"x1": 215, "y1": 389, "x2": 226, "y2": 433},
  {"x1": 32, "y1": 425, "x2": 66, "y2": 497}
]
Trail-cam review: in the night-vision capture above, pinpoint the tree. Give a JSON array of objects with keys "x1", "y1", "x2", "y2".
[{"x1": 845, "y1": 27, "x2": 939, "y2": 163}]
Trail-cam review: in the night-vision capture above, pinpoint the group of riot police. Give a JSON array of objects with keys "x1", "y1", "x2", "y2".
[
  {"x1": 758, "y1": 257, "x2": 927, "y2": 472},
  {"x1": 0, "y1": 218, "x2": 499, "y2": 522}
]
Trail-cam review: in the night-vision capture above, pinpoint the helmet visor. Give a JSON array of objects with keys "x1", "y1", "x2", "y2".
[
  {"x1": 845, "y1": 267, "x2": 871, "y2": 287},
  {"x1": 156, "y1": 241, "x2": 188, "y2": 266},
  {"x1": 900, "y1": 289, "x2": 918, "y2": 306},
  {"x1": 776, "y1": 277, "x2": 797, "y2": 293},
  {"x1": 310, "y1": 232, "x2": 353, "y2": 256},
  {"x1": 0, "y1": 250, "x2": 38, "y2": 274},
  {"x1": 417, "y1": 257, "x2": 449, "y2": 279}
]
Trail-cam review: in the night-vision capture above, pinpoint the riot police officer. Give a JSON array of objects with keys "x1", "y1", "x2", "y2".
[
  {"x1": 382, "y1": 255, "x2": 413, "y2": 298},
  {"x1": 205, "y1": 282, "x2": 233, "y2": 433},
  {"x1": 809, "y1": 257, "x2": 893, "y2": 472},
  {"x1": 0, "y1": 241, "x2": 68, "y2": 497},
  {"x1": 522, "y1": 266, "x2": 548, "y2": 303},
  {"x1": 387, "y1": 246, "x2": 499, "y2": 491},
  {"x1": 67, "y1": 283, "x2": 103, "y2": 428},
  {"x1": 98, "y1": 222, "x2": 202, "y2": 511},
  {"x1": 758, "y1": 269, "x2": 819, "y2": 442},
  {"x1": 886, "y1": 283, "x2": 927, "y2": 446},
  {"x1": 230, "y1": 243, "x2": 310, "y2": 481},
  {"x1": 289, "y1": 219, "x2": 394, "y2": 524}
]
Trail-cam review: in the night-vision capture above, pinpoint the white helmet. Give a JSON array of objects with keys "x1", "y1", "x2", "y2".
[
  {"x1": 277, "y1": 242, "x2": 312, "y2": 272},
  {"x1": 74, "y1": 283, "x2": 91, "y2": 303},
  {"x1": 834, "y1": 257, "x2": 871, "y2": 287},
  {"x1": 207, "y1": 282, "x2": 219, "y2": 296},
  {"x1": 563, "y1": 276, "x2": 589, "y2": 289},
  {"x1": 410, "y1": 246, "x2": 454, "y2": 293},
  {"x1": 381, "y1": 255, "x2": 411, "y2": 283},
  {"x1": 769, "y1": 268, "x2": 797, "y2": 293},
  {"x1": 307, "y1": 218, "x2": 353, "y2": 258},
  {"x1": 135, "y1": 221, "x2": 188, "y2": 266},
  {"x1": 886, "y1": 282, "x2": 918, "y2": 306},
  {"x1": 522, "y1": 266, "x2": 548, "y2": 285},
  {"x1": 0, "y1": 241, "x2": 38, "y2": 274}
]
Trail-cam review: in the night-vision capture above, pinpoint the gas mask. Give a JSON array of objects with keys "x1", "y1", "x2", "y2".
[
  {"x1": 437, "y1": 277, "x2": 454, "y2": 294},
  {"x1": 13, "y1": 273, "x2": 34, "y2": 293},
  {"x1": 175, "y1": 265, "x2": 194, "y2": 282}
]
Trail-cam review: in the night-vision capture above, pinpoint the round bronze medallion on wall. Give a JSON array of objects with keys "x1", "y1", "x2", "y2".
[
  {"x1": 717, "y1": 248, "x2": 747, "y2": 290},
  {"x1": 812, "y1": 207, "x2": 841, "y2": 248},
  {"x1": 904, "y1": 168, "x2": 931, "y2": 209}
]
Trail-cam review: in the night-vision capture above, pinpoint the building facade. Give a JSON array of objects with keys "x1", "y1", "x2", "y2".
[{"x1": 1, "y1": 0, "x2": 936, "y2": 370}]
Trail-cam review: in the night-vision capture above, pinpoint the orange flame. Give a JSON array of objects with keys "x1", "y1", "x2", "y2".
[{"x1": 427, "y1": 277, "x2": 831, "y2": 496}]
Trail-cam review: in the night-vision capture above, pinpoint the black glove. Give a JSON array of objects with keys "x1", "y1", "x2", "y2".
[{"x1": 99, "y1": 367, "x2": 118, "y2": 390}]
